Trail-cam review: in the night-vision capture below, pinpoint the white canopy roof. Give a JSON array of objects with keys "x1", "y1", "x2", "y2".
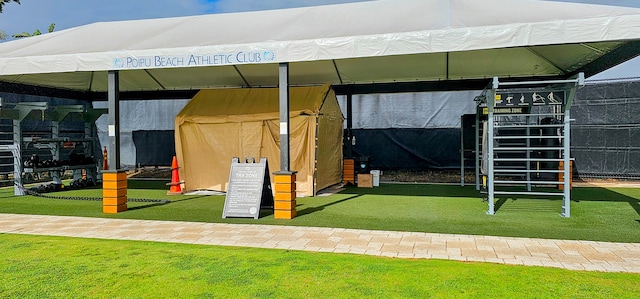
[{"x1": 1, "y1": 0, "x2": 640, "y2": 93}]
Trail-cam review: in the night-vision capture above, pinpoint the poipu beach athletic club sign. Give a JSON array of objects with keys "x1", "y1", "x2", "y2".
[{"x1": 113, "y1": 50, "x2": 276, "y2": 69}]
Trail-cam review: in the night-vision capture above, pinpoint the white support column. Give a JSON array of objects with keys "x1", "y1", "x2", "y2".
[
  {"x1": 487, "y1": 109, "x2": 495, "y2": 215},
  {"x1": 562, "y1": 108, "x2": 571, "y2": 217},
  {"x1": 487, "y1": 78, "x2": 498, "y2": 215}
]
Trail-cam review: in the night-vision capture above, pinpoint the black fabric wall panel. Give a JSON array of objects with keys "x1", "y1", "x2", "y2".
[
  {"x1": 132, "y1": 130, "x2": 175, "y2": 166},
  {"x1": 571, "y1": 81, "x2": 640, "y2": 176},
  {"x1": 350, "y1": 128, "x2": 460, "y2": 170}
]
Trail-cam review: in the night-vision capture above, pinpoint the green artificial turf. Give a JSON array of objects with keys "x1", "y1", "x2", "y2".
[
  {"x1": 1, "y1": 234, "x2": 638, "y2": 298},
  {"x1": 1, "y1": 181, "x2": 639, "y2": 243}
]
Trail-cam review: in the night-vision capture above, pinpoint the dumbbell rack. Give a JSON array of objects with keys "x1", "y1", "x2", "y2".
[{"x1": 0, "y1": 102, "x2": 106, "y2": 194}]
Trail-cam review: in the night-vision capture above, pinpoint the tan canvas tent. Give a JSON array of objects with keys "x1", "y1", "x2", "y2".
[{"x1": 175, "y1": 85, "x2": 343, "y2": 197}]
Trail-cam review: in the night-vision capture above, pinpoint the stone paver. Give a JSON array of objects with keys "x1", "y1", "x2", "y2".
[{"x1": 0, "y1": 213, "x2": 639, "y2": 273}]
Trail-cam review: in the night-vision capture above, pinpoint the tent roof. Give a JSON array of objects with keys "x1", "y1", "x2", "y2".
[
  {"x1": 1, "y1": 0, "x2": 640, "y2": 94},
  {"x1": 177, "y1": 85, "x2": 332, "y2": 123}
]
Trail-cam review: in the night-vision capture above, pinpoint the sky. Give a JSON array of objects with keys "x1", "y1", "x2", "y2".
[{"x1": 0, "y1": 0, "x2": 638, "y2": 80}]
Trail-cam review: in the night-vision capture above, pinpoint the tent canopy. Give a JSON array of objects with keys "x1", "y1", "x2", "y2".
[
  {"x1": 174, "y1": 85, "x2": 343, "y2": 196},
  {"x1": 1, "y1": 0, "x2": 640, "y2": 94}
]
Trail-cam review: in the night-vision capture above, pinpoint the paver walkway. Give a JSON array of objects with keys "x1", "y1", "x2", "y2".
[{"x1": 1, "y1": 213, "x2": 639, "y2": 273}]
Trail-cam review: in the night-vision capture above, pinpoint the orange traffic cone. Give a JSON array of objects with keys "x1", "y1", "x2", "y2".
[
  {"x1": 103, "y1": 146, "x2": 108, "y2": 170},
  {"x1": 166, "y1": 156, "x2": 184, "y2": 195}
]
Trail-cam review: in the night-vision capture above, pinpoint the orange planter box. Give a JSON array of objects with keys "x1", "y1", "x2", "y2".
[
  {"x1": 103, "y1": 180, "x2": 127, "y2": 190},
  {"x1": 275, "y1": 200, "x2": 297, "y2": 210},
  {"x1": 103, "y1": 188, "x2": 127, "y2": 198},
  {"x1": 274, "y1": 174, "x2": 296, "y2": 184},
  {"x1": 103, "y1": 204, "x2": 127, "y2": 214},
  {"x1": 103, "y1": 172, "x2": 127, "y2": 182},
  {"x1": 344, "y1": 159, "x2": 356, "y2": 184},
  {"x1": 558, "y1": 161, "x2": 574, "y2": 190},
  {"x1": 275, "y1": 183, "x2": 296, "y2": 193},
  {"x1": 274, "y1": 209, "x2": 297, "y2": 220},
  {"x1": 275, "y1": 191, "x2": 296, "y2": 201},
  {"x1": 103, "y1": 196, "x2": 127, "y2": 206}
]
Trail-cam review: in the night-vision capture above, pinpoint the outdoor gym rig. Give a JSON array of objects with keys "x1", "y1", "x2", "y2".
[{"x1": 463, "y1": 74, "x2": 584, "y2": 217}]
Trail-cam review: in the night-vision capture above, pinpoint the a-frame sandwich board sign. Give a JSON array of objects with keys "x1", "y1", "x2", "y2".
[{"x1": 222, "y1": 157, "x2": 274, "y2": 219}]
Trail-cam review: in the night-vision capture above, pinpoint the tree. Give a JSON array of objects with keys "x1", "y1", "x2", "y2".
[
  {"x1": 0, "y1": 0, "x2": 20, "y2": 13},
  {"x1": 13, "y1": 23, "x2": 55, "y2": 38},
  {"x1": 0, "y1": 0, "x2": 20, "y2": 39}
]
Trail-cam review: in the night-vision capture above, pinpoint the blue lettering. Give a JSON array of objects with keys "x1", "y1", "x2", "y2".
[
  {"x1": 188, "y1": 55, "x2": 196, "y2": 66},
  {"x1": 154, "y1": 56, "x2": 183, "y2": 67},
  {"x1": 125, "y1": 57, "x2": 151, "y2": 68},
  {"x1": 236, "y1": 52, "x2": 262, "y2": 64},
  {"x1": 127, "y1": 52, "x2": 272, "y2": 68}
]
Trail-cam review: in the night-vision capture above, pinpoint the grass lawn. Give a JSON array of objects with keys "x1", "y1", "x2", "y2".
[
  {"x1": 1, "y1": 181, "x2": 639, "y2": 243},
  {"x1": 1, "y1": 234, "x2": 639, "y2": 298}
]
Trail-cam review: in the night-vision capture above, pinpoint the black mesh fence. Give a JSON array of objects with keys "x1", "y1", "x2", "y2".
[{"x1": 571, "y1": 80, "x2": 640, "y2": 179}]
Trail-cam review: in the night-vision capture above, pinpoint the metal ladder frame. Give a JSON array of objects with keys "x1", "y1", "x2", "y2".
[{"x1": 483, "y1": 74, "x2": 584, "y2": 217}]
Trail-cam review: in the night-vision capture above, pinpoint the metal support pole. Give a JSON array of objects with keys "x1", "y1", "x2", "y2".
[
  {"x1": 345, "y1": 93, "x2": 353, "y2": 158},
  {"x1": 12, "y1": 120, "x2": 23, "y2": 195},
  {"x1": 51, "y1": 121, "x2": 60, "y2": 160},
  {"x1": 460, "y1": 115, "x2": 465, "y2": 187},
  {"x1": 562, "y1": 108, "x2": 571, "y2": 217},
  {"x1": 487, "y1": 108, "x2": 495, "y2": 215},
  {"x1": 12, "y1": 119, "x2": 21, "y2": 151},
  {"x1": 84, "y1": 121, "x2": 92, "y2": 160},
  {"x1": 278, "y1": 63, "x2": 290, "y2": 173},
  {"x1": 85, "y1": 120, "x2": 97, "y2": 182},
  {"x1": 475, "y1": 107, "x2": 480, "y2": 191},
  {"x1": 526, "y1": 115, "x2": 531, "y2": 192},
  {"x1": 107, "y1": 70, "x2": 121, "y2": 170},
  {"x1": 559, "y1": 73, "x2": 581, "y2": 217},
  {"x1": 51, "y1": 121, "x2": 61, "y2": 184},
  {"x1": 11, "y1": 145, "x2": 22, "y2": 196},
  {"x1": 487, "y1": 77, "x2": 498, "y2": 215}
]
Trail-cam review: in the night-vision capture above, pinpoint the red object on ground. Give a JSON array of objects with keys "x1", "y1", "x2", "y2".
[
  {"x1": 167, "y1": 156, "x2": 183, "y2": 195},
  {"x1": 103, "y1": 146, "x2": 108, "y2": 170}
]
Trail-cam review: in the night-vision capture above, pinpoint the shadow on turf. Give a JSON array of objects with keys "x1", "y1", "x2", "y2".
[
  {"x1": 338, "y1": 183, "x2": 640, "y2": 218},
  {"x1": 483, "y1": 187, "x2": 640, "y2": 217},
  {"x1": 296, "y1": 194, "x2": 362, "y2": 216},
  {"x1": 339, "y1": 183, "x2": 479, "y2": 198},
  {"x1": 111, "y1": 195, "x2": 210, "y2": 211},
  {"x1": 571, "y1": 187, "x2": 640, "y2": 217}
]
